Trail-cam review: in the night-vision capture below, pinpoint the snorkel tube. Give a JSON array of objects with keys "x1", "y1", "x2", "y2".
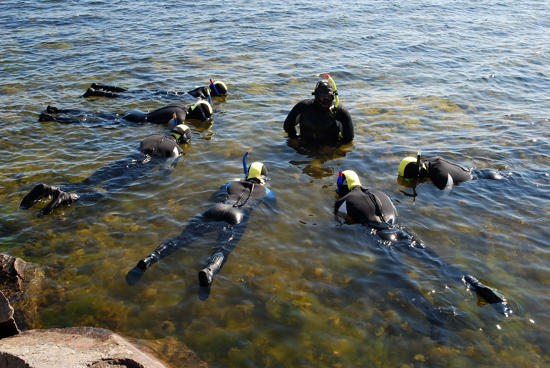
[
  {"x1": 415, "y1": 151, "x2": 421, "y2": 181},
  {"x1": 410, "y1": 151, "x2": 422, "y2": 199},
  {"x1": 336, "y1": 168, "x2": 343, "y2": 195},
  {"x1": 206, "y1": 85, "x2": 212, "y2": 104},
  {"x1": 322, "y1": 73, "x2": 339, "y2": 108},
  {"x1": 242, "y1": 147, "x2": 253, "y2": 177},
  {"x1": 168, "y1": 112, "x2": 178, "y2": 129},
  {"x1": 210, "y1": 79, "x2": 220, "y2": 95}
]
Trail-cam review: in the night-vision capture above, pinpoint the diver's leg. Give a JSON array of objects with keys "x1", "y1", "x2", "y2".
[
  {"x1": 135, "y1": 217, "x2": 211, "y2": 270},
  {"x1": 393, "y1": 230, "x2": 512, "y2": 316},
  {"x1": 198, "y1": 251, "x2": 225, "y2": 287},
  {"x1": 126, "y1": 217, "x2": 214, "y2": 285},
  {"x1": 83, "y1": 83, "x2": 127, "y2": 98},
  {"x1": 89, "y1": 83, "x2": 127, "y2": 92},
  {"x1": 38, "y1": 107, "x2": 79, "y2": 123},
  {"x1": 198, "y1": 221, "x2": 248, "y2": 287},
  {"x1": 38, "y1": 105, "x2": 111, "y2": 124}
]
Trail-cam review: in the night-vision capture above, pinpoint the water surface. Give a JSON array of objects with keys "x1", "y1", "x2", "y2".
[{"x1": 1, "y1": 0, "x2": 549, "y2": 367}]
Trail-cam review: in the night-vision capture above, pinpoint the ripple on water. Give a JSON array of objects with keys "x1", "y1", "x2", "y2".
[{"x1": 1, "y1": 0, "x2": 549, "y2": 367}]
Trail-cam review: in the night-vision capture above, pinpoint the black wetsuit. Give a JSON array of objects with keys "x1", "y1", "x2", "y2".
[
  {"x1": 334, "y1": 186, "x2": 397, "y2": 228},
  {"x1": 82, "y1": 83, "x2": 227, "y2": 100},
  {"x1": 419, "y1": 156, "x2": 473, "y2": 190},
  {"x1": 123, "y1": 102, "x2": 211, "y2": 124},
  {"x1": 127, "y1": 178, "x2": 277, "y2": 289},
  {"x1": 284, "y1": 99, "x2": 354, "y2": 147},
  {"x1": 334, "y1": 185, "x2": 511, "y2": 334},
  {"x1": 20, "y1": 133, "x2": 186, "y2": 216},
  {"x1": 39, "y1": 101, "x2": 211, "y2": 126}
]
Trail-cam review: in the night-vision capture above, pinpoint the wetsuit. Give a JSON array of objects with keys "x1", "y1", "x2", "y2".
[
  {"x1": 334, "y1": 185, "x2": 512, "y2": 323},
  {"x1": 334, "y1": 186, "x2": 397, "y2": 228},
  {"x1": 419, "y1": 156, "x2": 473, "y2": 190},
  {"x1": 122, "y1": 102, "x2": 211, "y2": 124},
  {"x1": 284, "y1": 99, "x2": 354, "y2": 147},
  {"x1": 82, "y1": 82, "x2": 227, "y2": 100},
  {"x1": 39, "y1": 101, "x2": 211, "y2": 126},
  {"x1": 19, "y1": 133, "x2": 187, "y2": 216},
  {"x1": 126, "y1": 178, "x2": 277, "y2": 290},
  {"x1": 187, "y1": 85, "x2": 227, "y2": 99}
]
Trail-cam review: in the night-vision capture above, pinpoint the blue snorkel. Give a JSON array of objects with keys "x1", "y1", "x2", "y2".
[
  {"x1": 210, "y1": 79, "x2": 220, "y2": 96},
  {"x1": 336, "y1": 168, "x2": 343, "y2": 195},
  {"x1": 206, "y1": 86, "x2": 212, "y2": 104},
  {"x1": 242, "y1": 147, "x2": 252, "y2": 177},
  {"x1": 168, "y1": 112, "x2": 178, "y2": 129}
]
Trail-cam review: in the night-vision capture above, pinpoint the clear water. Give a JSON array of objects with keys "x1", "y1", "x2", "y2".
[{"x1": 1, "y1": 0, "x2": 548, "y2": 367}]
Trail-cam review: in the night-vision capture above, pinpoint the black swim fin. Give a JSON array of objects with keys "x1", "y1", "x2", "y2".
[
  {"x1": 39, "y1": 188, "x2": 79, "y2": 216},
  {"x1": 125, "y1": 266, "x2": 146, "y2": 286},
  {"x1": 463, "y1": 275, "x2": 513, "y2": 317},
  {"x1": 20, "y1": 184, "x2": 53, "y2": 209}
]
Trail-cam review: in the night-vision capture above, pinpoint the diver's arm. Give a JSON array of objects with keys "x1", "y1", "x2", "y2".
[
  {"x1": 262, "y1": 187, "x2": 279, "y2": 212},
  {"x1": 283, "y1": 102, "x2": 305, "y2": 138},
  {"x1": 336, "y1": 107, "x2": 354, "y2": 143}
]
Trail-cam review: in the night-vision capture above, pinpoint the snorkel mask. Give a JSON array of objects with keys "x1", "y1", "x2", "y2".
[{"x1": 336, "y1": 169, "x2": 361, "y2": 197}]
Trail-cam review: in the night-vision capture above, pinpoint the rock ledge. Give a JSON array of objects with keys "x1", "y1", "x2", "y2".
[{"x1": 0, "y1": 326, "x2": 170, "y2": 368}]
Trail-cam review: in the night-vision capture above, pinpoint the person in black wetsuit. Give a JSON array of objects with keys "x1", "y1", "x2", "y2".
[
  {"x1": 397, "y1": 154, "x2": 505, "y2": 195},
  {"x1": 397, "y1": 154, "x2": 473, "y2": 191},
  {"x1": 126, "y1": 158, "x2": 277, "y2": 292},
  {"x1": 19, "y1": 124, "x2": 192, "y2": 216},
  {"x1": 284, "y1": 79, "x2": 354, "y2": 147},
  {"x1": 334, "y1": 169, "x2": 512, "y2": 321},
  {"x1": 39, "y1": 99, "x2": 213, "y2": 126},
  {"x1": 82, "y1": 80, "x2": 228, "y2": 100}
]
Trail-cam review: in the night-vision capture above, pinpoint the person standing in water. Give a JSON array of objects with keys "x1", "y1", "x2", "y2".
[{"x1": 284, "y1": 75, "x2": 354, "y2": 148}]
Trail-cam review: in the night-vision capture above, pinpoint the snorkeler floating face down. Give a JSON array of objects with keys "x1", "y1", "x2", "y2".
[{"x1": 336, "y1": 169, "x2": 362, "y2": 197}]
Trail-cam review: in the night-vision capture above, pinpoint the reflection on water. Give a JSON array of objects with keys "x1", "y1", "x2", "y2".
[
  {"x1": 287, "y1": 139, "x2": 353, "y2": 179},
  {"x1": 1, "y1": 0, "x2": 549, "y2": 367}
]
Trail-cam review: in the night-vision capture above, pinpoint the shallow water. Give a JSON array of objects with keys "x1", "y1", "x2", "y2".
[{"x1": 1, "y1": 0, "x2": 549, "y2": 367}]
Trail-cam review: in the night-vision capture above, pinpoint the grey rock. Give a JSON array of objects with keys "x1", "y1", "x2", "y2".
[{"x1": 0, "y1": 327, "x2": 171, "y2": 368}]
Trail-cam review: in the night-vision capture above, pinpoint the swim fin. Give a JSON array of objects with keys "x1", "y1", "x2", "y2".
[{"x1": 463, "y1": 275, "x2": 512, "y2": 317}]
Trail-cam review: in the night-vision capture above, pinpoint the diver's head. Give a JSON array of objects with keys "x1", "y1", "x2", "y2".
[
  {"x1": 246, "y1": 161, "x2": 268, "y2": 184},
  {"x1": 336, "y1": 169, "x2": 361, "y2": 197},
  {"x1": 398, "y1": 156, "x2": 426, "y2": 181},
  {"x1": 188, "y1": 100, "x2": 213, "y2": 121},
  {"x1": 171, "y1": 124, "x2": 192, "y2": 144},
  {"x1": 312, "y1": 80, "x2": 335, "y2": 109},
  {"x1": 209, "y1": 80, "x2": 228, "y2": 96},
  {"x1": 397, "y1": 156, "x2": 420, "y2": 180}
]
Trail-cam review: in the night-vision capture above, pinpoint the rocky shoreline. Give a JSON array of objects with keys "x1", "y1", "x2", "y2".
[{"x1": 0, "y1": 254, "x2": 207, "y2": 368}]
